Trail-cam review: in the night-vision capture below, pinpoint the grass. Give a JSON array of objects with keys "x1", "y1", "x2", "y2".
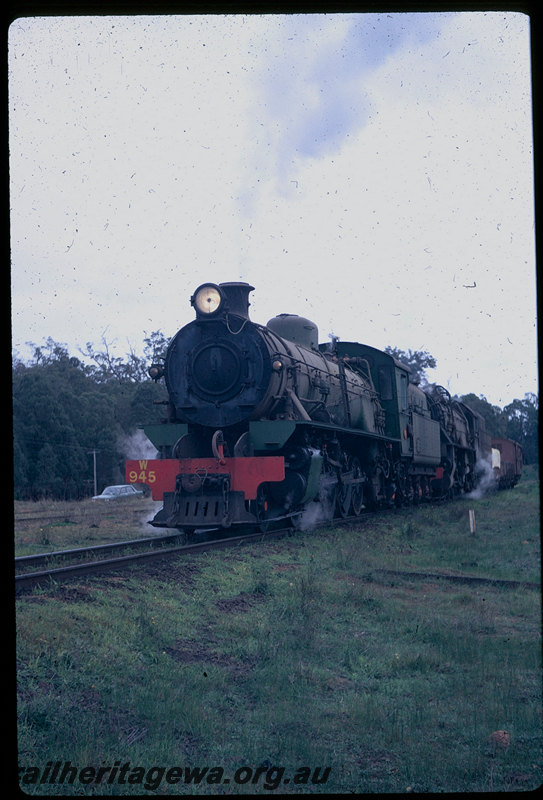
[
  {"x1": 16, "y1": 466, "x2": 542, "y2": 793},
  {"x1": 14, "y1": 498, "x2": 163, "y2": 556}
]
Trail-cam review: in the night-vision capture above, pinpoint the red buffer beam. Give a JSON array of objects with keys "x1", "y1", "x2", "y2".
[{"x1": 126, "y1": 457, "x2": 285, "y2": 501}]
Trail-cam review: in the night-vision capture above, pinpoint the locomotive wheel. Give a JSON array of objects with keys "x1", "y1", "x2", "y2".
[
  {"x1": 364, "y1": 479, "x2": 377, "y2": 512},
  {"x1": 255, "y1": 492, "x2": 271, "y2": 532},
  {"x1": 326, "y1": 485, "x2": 338, "y2": 521},
  {"x1": 318, "y1": 464, "x2": 338, "y2": 522},
  {"x1": 337, "y1": 482, "x2": 352, "y2": 518},
  {"x1": 254, "y1": 487, "x2": 282, "y2": 532},
  {"x1": 350, "y1": 458, "x2": 364, "y2": 516}
]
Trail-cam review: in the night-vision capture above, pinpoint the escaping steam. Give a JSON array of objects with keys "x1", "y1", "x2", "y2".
[
  {"x1": 466, "y1": 457, "x2": 495, "y2": 500},
  {"x1": 117, "y1": 429, "x2": 161, "y2": 529},
  {"x1": 297, "y1": 500, "x2": 330, "y2": 531},
  {"x1": 297, "y1": 481, "x2": 337, "y2": 531},
  {"x1": 118, "y1": 429, "x2": 159, "y2": 460}
]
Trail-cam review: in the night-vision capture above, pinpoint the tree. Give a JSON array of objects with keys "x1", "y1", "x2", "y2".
[
  {"x1": 13, "y1": 434, "x2": 29, "y2": 496},
  {"x1": 503, "y1": 393, "x2": 539, "y2": 464},
  {"x1": 458, "y1": 393, "x2": 507, "y2": 439},
  {"x1": 80, "y1": 331, "x2": 172, "y2": 384},
  {"x1": 384, "y1": 346, "x2": 437, "y2": 385},
  {"x1": 79, "y1": 337, "x2": 147, "y2": 384},
  {"x1": 12, "y1": 334, "x2": 172, "y2": 498},
  {"x1": 13, "y1": 367, "x2": 83, "y2": 498},
  {"x1": 142, "y1": 330, "x2": 171, "y2": 365},
  {"x1": 13, "y1": 343, "x2": 121, "y2": 498},
  {"x1": 459, "y1": 392, "x2": 539, "y2": 464}
]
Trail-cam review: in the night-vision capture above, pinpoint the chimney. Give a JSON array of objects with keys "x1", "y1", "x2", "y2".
[{"x1": 219, "y1": 282, "x2": 254, "y2": 319}]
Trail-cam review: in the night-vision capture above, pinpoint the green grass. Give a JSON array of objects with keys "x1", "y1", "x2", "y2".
[
  {"x1": 14, "y1": 498, "x2": 163, "y2": 556},
  {"x1": 16, "y1": 467, "x2": 542, "y2": 793}
]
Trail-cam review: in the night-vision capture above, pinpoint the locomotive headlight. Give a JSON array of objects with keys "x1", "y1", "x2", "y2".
[
  {"x1": 272, "y1": 359, "x2": 283, "y2": 371},
  {"x1": 192, "y1": 283, "x2": 224, "y2": 316}
]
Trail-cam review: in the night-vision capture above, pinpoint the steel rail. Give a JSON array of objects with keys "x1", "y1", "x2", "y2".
[
  {"x1": 15, "y1": 527, "x2": 291, "y2": 592},
  {"x1": 15, "y1": 531, "x2": 186, "y2": 567}
]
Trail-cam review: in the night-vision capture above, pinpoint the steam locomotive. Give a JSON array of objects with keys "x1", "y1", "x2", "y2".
[{"x1": 126, "y1": 281, "x2": 521, "y2": 532}]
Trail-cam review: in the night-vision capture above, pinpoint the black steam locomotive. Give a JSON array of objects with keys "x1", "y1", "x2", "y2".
[{"x1": 126, "y1": 281, "x2": 520, "y2": 531}]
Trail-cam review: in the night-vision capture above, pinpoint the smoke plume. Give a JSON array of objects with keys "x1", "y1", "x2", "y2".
[
  {"x1": 118, "y1": 429, "x2": 159, "y2": 460},
  {"x1": 466, "y1": 457, "x2": 495, "y2": 500}
]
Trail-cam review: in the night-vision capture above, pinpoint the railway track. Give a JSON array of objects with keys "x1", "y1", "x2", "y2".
[
  {"x1": 16, "y1": 522, "x2": 539, "y2": 594},
  {"x1": 15, "y1": 526, "x2": 293, "y2": 593},
  {"x1": 16, "y1": 530, "x2": 185, "y2": 569}
]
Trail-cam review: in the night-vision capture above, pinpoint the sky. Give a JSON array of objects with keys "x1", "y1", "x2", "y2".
[{"x1": 9, "y1": 11, "x2": 537, "y2": 407}]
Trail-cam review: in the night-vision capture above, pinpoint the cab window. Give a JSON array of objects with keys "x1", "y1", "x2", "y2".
[
  {"x1": 399, "y1": 372, "x2": 408, "y2": 411},
  {"x1": 378, "y1": 366, "x2": 393, "y2": 401}
]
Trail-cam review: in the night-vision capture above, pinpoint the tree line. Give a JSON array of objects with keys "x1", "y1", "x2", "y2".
[
  {"x1": 12, "y1": 338, "x2": 538, "y2": 500},
  {"x1": 12, "y1": 334, "x2": 170, "y2": 500}
]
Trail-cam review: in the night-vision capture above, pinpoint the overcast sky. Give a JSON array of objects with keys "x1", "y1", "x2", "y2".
[{"x1": 9, "y1": 11, "x2": 537, "y2": 406}]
